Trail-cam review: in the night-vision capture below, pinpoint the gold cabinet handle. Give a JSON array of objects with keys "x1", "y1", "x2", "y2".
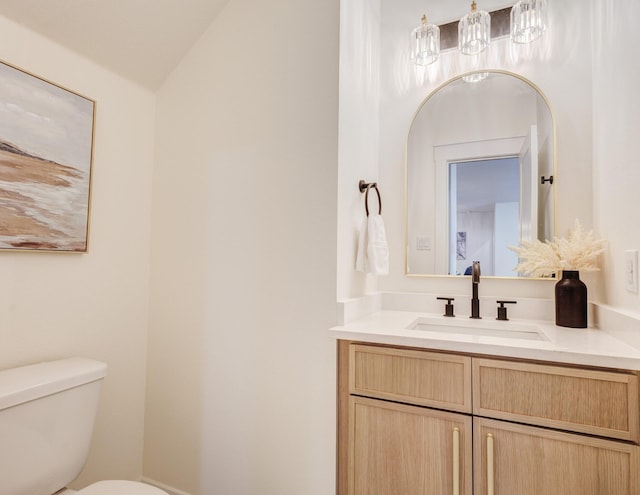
[
  {"x1": 487, "y1": 433, "x2": 494, "y2": 495},
  {"x1": 453, "y1": 427, "x2": 460, "y2": 495}
]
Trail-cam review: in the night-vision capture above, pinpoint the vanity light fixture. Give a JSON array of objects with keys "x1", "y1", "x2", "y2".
[
  {"x1": 458, "y1": 1, "x2": 491, "y2": 55},
  {"x1": 409, "y1": 1, "x2": 547, "y2": 69},
  {"x1": 462, "y1": 71, "x2": 489, "y2": 83},
  {"x1": 411, "y1": 14, "x2": 440, "y2": 66},
  {"x1": 511, "y1": 0, "x2": 547, "y2": 44}
]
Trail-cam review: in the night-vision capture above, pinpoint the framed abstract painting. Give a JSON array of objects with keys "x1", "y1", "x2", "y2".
[{"x1": 0, "y1": 60, "x2": 95, "y2": 252}]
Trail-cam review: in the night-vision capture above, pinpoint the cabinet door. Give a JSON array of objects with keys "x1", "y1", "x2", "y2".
[
  {"x1": 474, "y1": 417, "x2": 640, "y2": 495},
  {"x1": 349, "y1": 396, "x2": 472, "y2": 495}
]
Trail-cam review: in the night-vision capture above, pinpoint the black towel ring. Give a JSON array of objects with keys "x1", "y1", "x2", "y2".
[{"x1": 359, "y1": 180, "x2": 382, "y2": 216}]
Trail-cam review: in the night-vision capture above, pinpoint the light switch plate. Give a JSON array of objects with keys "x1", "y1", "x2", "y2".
[
  {"x1": 625, "y1": 250, "x2": 638, "y2": 293},
  {"x1": 417, "y1": 236, "x2": 431, "y2": 251}
]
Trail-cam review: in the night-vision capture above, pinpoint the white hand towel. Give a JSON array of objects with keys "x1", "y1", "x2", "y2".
[
  {"x1": 355, "y1": 213, "x2": 389, "y2": 275},
  {"x1": 367, "y1": 213, "x2": 389, "y2": 275},
  {"x1": 355, "y1": 216, "x2": 368, "y2": 272}
]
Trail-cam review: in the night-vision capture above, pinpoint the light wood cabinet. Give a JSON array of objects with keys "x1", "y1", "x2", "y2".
[
  {"x1": 350, "y1": 344, "x2": 471, "y2": 413},
  {"x1": 349, "y1": 396, "x2": 472, "y2": 495},
  {"x1": 337, "y1": 340, "x2": 640, "y2": 495},
  {"x1": 339, "y1": 342, "x2": 472, "y2": 495},
  {"x1": 473, "y1": 358, "x2": 640, "y2": 442},
  {"x1": 474, "y1": 418, "x2": 639, "y2": 495}
]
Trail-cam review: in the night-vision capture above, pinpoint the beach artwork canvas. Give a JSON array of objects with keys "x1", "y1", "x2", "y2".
[{"x1": 0, "y1": 61, "x2": 95, "y2": 252}]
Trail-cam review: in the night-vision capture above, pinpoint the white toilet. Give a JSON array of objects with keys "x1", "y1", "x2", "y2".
[{"x1": 0, "y1": 357, "x2": 169, "y2": 495}]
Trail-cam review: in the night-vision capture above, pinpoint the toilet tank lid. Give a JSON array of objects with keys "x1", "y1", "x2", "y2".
[{"x1": 0, "y1": 357, "x2": 107, "y2": 411}]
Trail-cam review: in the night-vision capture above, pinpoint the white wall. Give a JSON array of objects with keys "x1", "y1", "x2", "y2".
[
  {"x1": 0, "y1": 16, "x2": 156, "y2": 488},
  {"x1": 2, "y1": 2, "x2": 635, "y2": 494},
  {"x1": 338, "y1": 0, "x2": 595, "y2": 302},
  {"x1": 494, "y1": 201, "x2": 519, "y2": 277},
  {"x1": 592, "y1": 0, "x2": 640, "y2": 313},
  {"x1": 144, "y1": 0, "x2": 339, "y2": 493},
  {"x1": 337, "y1": 0, "x2": 381, "y2": 300}
]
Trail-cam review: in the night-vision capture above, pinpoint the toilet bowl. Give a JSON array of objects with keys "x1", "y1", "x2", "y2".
[
  {"x1": 0, "y1": 358, "x2": 169, "y2": 495},
  {"x1": 73, "y1": 480, "x2": 168, "y2": 494}
]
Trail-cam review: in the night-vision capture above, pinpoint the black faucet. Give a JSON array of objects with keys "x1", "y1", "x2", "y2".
[{"x1": 470, "y1": 261, "x2": 481, "y2": 319}]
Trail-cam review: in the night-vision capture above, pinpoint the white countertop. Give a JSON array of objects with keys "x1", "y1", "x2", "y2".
[{"x1": 330, "y1": 310, "x2": 640, "y2": 370}]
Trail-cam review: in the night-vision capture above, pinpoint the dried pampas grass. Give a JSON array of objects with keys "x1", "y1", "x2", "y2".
[{"x1": 509, "y1": 220, "x2": 606, "y2": 277}]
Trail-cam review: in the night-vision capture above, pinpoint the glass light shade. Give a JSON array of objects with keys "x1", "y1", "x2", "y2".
[
  {"x1": 511, "y1": 0, "x2": 547, "y2": 43},
  {"x1": 411, "y1": 15, "x2": 440, "y2": 66},
  {"x1": 458, "y1": 1, "x2": 491, "y2": 55}
]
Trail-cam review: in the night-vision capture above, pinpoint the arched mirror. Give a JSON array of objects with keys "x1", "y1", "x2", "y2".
[{"x1": 406, "y1": 70, "x2": 556, "y2": 278}]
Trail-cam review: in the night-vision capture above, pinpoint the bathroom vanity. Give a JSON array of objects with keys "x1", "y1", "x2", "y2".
[{"x1": 332, "y1": 309, "x2": 640, "y2": 495}]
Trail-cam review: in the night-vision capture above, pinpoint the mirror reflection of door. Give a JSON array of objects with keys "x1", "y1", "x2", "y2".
[
  {"x1": 519, "y1": 125, "x2": 539, "y2": 244},
  {"x1": 449, "y1": 157, "x2": 520, "y2": 276}
]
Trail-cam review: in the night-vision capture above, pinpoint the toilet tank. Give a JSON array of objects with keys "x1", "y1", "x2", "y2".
[{"x1": 0, "y1": 358, "x2": 107, "y2": 495}]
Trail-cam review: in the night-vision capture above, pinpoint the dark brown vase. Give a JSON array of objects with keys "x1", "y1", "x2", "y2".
[{"x1": 555, "y1": 270, "x2": 587, "y2": 328}]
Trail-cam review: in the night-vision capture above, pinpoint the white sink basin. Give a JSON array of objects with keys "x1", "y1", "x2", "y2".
[{"x1": 406, "y1": 317, "x2": 547, "y2": 341}]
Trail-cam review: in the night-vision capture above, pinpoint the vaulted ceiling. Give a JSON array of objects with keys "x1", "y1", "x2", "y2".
[{"x1": 0, "y1": 0, "x2": 230, "y2": 90}]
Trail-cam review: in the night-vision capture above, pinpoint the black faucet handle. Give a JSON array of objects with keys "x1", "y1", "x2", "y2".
[
  {"x1": 436, "y1": 297, "x2": 455, "y2": 317},
  {"x1": 496, "y1": 300, "x2": 517, "y2": 321}
]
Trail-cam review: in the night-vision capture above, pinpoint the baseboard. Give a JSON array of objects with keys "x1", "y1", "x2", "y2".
[{"x1": 140, "y1": 477, "x2": 193, "y2": 495}]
